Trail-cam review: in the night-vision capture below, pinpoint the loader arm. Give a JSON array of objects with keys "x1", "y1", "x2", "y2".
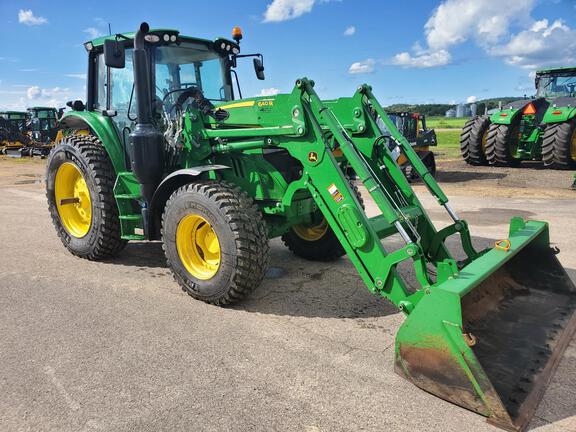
[
  {"x1": 282, "y1": 79, "x2": 480, "y2": 311},
  {"x1": 267, "y1": 79, "x2": 575, "y2": 431}
]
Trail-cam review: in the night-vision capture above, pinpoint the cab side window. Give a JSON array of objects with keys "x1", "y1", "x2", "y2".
[{"x1": 110, "y1": 48, "x2": 135, "y2": 114}]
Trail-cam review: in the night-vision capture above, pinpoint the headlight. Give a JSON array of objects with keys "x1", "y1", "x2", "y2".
[
  {"x1": 170, "y1": 35, "x2": 177, "y2": 42},
  {"x1": 144, "y1": 34, "x2": 160, "y2": 43},
  {"x1": 163, "y1": 34, "x2": 170, "y2": 42}
]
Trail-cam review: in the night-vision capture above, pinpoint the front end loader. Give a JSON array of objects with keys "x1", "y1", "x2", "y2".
[
  {"x1": 461, "y1": 66, "x2": 576, "y2": 169},
  {"x1": 46, "y1": 23, "x2": 576, "y2": 431}
]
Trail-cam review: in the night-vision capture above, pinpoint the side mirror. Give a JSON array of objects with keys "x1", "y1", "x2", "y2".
[
  {"x1": 253, "y1": 58, "x2": 265, "y2": 80},
  {"x1": 104, "y1": 39, "x2": 125, "y2": 69}
]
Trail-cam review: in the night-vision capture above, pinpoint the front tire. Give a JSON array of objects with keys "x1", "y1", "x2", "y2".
[
  {"x1": 541, "y1": 119, "x2": 576, "y2": 169},
  {"x1": 162, "y1": 182, "x2": 269, "y2": 306},
  {"x1": 485, "y1": 122, "x2": 521, "y2": 167},
  {"x1": 46, "y1": 134, "x2": 126, "y2": 260},
  {"x1": 460, "y1": 115, "x2": 490, "y2": 165}
]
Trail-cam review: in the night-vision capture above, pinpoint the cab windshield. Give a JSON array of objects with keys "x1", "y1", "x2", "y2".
[
  {"x1": 153, "y1": 41, "x2": 232, "y2": 109},
  {"x1": 536, "y1": 72, "x2": 576, "y2": 98}
]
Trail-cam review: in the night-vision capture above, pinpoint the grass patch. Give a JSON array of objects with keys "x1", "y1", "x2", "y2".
[
  {"x1": 427, "y1": 116, "x2": 467, "y2": 129},
  {"x1": 434, "y1": 129, "x2": 461, "y2": 160}
]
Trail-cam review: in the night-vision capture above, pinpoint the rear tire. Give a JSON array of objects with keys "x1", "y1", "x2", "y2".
[
  {"x1": 46, "y1": 134, "x2": 126, "y2": 260},
  {"x1": 460, "y1": 116, "x2": 490, "y2": 165},
  {"x1": 162, "y1": 182, "x2": 269, "y2": 306},
  {"x1": 485, "y1": 122, "x2": 521, "y2": 167},
  {"x1": 541, "y1": 119, "x2": 576, "y2": 169},
  {"x1": 282, "y1": 183, "x2": 364, "y2": 261}
]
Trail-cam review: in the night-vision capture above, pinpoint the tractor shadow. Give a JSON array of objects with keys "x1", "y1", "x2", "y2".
[
  {"x1": 435, "y1": 170, "x2": 507, "y2": 183},
  {"x1": 236, "y1": 240, "x2": 399, "y2": 319},
  {"x1": 106, "y1": 241, "x2": 167, "y2": 269}
]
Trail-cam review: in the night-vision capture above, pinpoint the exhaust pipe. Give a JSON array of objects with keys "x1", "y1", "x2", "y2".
[{"x1": 129, "y1": 22, "x2": 164, "y2": 234}]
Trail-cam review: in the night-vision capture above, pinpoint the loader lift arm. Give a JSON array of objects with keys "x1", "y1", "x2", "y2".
[{"x1": 287, "y1": 78, "x2": 481, "y2": 311}]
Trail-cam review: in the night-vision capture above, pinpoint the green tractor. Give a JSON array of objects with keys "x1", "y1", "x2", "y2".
[
  {"x1": 47, "y1": 23, "x2": 576, "y2": 431},
  {"x1": 26, "y1": 106, "x2": 62, "y2": 156},
  {"x1": 461, "y1": 66, "x2": 576, "y2": 168}
]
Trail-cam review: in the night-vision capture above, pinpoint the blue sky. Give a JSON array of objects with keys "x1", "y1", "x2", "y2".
[{"x1": 1, "y1": 0, "x2": 575, "y2": 110}]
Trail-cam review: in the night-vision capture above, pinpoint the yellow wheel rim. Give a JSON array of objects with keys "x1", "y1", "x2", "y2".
[
  {"x1": 571, "y1": 129, "x2": 576, "y2": 160},
  {"x1": 481, "y1": 130, "x2": 488, "y2": 153},
  {"x1": 55, "y1": 162, "x2": 92, "y2": 238},
  {"x1": 176, "y1": 214, "x2": 221, "y2": 280},
  {"x1": 292, "y1": 219, "x2": 329, "y2": 241}
]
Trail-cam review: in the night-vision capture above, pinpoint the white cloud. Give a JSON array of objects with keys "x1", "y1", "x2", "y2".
[
  {"x1": 348, "y1": 59, "x2": 375, "y2": 74},
  {"x1": 258, "y1": 87, "x2": 280, "y2": 96},
  {"x1": 18, "y1": 69, "x2": 37, "y2": 72},
  {"x1": 424, "y1": 0, "x2": 534, "y2": 50},
  {"x1": 27, "y1": 86, "x2": 41, "y2": 99},
  {"x1": 392, "y1": 50, "x2": 451, "y2": 68},
  {"x1": 84, "y1": 27, "x2": 104, "y2": 39},
  {"x1": 263, "y1": 0, "x2": 324, "y2": 22},
  {"x1": 343, "y1": 26, "x2": 356, "y2": 36},
  {"x1": 489, "y1": 19, "x2": 576, "y2": 69},
  {"x1": 66, "y1": 74, "x2": 87, "y2": 80},
  {"x1": 24, "y1": 86, "x2": 77, "y2": 108},
  {"x1": 18, "y1": 9, "x2": 48, "y2": 26},
  {"x1": 390, "y1": 0, "x2": 576, "y2": 71},
  {"x1": 466, "y1": 95, "x2": 477, "y2": 103}
]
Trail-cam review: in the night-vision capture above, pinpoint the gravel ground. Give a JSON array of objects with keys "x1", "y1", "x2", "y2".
[{"x1": 0, "y1": 156, "x2": 574, "y2": 432}]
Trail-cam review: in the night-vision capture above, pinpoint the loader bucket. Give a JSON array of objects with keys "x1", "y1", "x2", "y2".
[{"x1": 395, "y1": 219, "x2": 576, "y2": 431}]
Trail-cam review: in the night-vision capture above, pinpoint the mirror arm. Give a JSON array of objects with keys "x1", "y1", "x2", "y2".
[{"x1": 230, "y1": 69, "x2": 242, "y2": 99}]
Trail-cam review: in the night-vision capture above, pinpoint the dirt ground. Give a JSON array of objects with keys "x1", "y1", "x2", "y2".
[
  {"x1": 0, "y1": 155, "x2": 575, "y2": 432},
  {"x1": 431, "y1": 156, "x2": 576, "y2": 199}
]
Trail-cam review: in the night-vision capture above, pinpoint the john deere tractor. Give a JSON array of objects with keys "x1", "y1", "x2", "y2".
[
  {"x1": 25, "y1": 107, "x2": 61, "y2": 156},
  {"x1": 461, "y1": 66, "x2": 576, "y2": 168},
  {"x1": 47, "y1": 23, "x2": 576, "y2": 431}
]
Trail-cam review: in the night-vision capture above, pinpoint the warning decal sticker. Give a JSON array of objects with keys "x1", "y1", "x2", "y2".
[{"x1": 328, "y1": 183, "x2": 344, "y2": 203}]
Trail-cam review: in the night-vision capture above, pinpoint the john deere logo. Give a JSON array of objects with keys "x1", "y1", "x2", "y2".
[{"x1": 308, "y1": 152, "x2": 318, "y2": 162}]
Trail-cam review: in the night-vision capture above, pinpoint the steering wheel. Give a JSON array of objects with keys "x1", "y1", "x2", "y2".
[{"x1": 162, "y1": 87, "x2": 200, "y2": 114}]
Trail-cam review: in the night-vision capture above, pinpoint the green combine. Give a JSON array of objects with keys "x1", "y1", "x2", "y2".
[
  {"x1": 461, "y1": 66, "x2": 576, "y2": 168},
  {"x1": 47, "y1": 23, "x2": 576, "y2": 431}
]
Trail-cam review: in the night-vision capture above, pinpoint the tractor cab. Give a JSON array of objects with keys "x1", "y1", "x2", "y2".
[
  {"x1": 81, "y1": 27, "x2": 264, "y2": 144},
  {"x1": 1, "y1": 111, "x2": 28, "y2": 132},
  {"x1": 535, "y1": 67, "x2": 576, "y2": 99},
  {"x1": 27, "y1": 107, "x2": 60, "y2": 143}
]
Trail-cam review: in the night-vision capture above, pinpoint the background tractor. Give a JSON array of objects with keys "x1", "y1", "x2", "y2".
[
  {"x1": 46, "y1": 23, "x2": 576, "y2": 431},
  {"x1": 25, "y1": 107, "x2": 62, "y2": 156},
  {"x1": 460, "y1": 66, "x2": 576, "y2": 168},
  {"x1": 0, "y1": 111, "x2": 31, "y2": 155},
  {"x1": 385, "y1": 111, "x2": 437, "y2": 180}
]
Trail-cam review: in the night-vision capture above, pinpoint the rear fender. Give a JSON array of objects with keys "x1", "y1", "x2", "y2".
[
  {"x1": 490, "y1": 108, "x2": 522, "y2": 125},
  {"x1": 490, "y1": 99, "x2": 544, "y2": 125},
  {"x1": 58, "y1": 111, "x2": 126, "y2": 173},
  {"x1": 543, "y1": 98, "x2": 576, "y2": 123}
]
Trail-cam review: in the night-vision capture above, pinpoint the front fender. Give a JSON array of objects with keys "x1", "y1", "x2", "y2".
[
  {"x1": 148, "y1": 166, "x2": 230, "y2": 239},
  {"x1": 59, "y1": 111, "x2": 126, "y2": 173}
]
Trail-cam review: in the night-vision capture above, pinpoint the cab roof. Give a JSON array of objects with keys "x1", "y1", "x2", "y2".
[
  {"x1": 536, "y1": 66, "x2": 576, "y2": 75},
  {"x1": 87, "y1": 28, "x2": 215, "y2": 48}
]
